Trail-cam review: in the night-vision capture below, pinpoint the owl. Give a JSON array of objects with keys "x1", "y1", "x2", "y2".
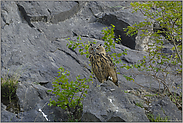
[{"x1": 88, "y1": 43, "x2": 118, "y2": 86}]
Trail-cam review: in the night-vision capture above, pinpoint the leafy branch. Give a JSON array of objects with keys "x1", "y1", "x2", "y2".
[{"x1": 48, "y1": 66, "x2": 91, "y2": 121}]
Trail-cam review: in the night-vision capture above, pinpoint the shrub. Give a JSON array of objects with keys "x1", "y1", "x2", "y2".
[
  {"x1": 48, "y1": 66, "x2": 91, "y2": 121},
  {"x1": 123, "y1": 1, "x2": 182, "y2": 109}
]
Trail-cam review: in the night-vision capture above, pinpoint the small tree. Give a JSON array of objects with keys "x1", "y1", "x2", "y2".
[
  {"x1": 124, "y1": 1, "x2": 182, "y2": 109},
  {"x1": 48, "y1": 66, "x2": 91, "y2": 121},
  {"x1": 125, "y1": 1, "x2": 182, "y2": 64}
]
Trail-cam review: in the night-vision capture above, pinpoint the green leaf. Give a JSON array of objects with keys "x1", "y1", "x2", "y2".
[
  {"x1": 117, "y1": 53, "x2": 122, "y2": 57},
  {"x1": 68, "y1": 45, "x2": 72, "y2": 48}
]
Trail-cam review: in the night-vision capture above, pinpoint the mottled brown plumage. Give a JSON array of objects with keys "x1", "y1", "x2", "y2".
[{"x1": 88, "y1": 44, "x2": 118, "y2": 86}]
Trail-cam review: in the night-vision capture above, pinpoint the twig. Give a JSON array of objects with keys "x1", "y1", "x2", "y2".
[{"x1": 172, "y1": 37, "x2": 182, "y2": 64}]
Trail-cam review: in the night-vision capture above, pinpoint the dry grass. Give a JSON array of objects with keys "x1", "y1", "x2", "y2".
[{"x1": 1, "y1": 69, "x2": 21, "y2": 103}]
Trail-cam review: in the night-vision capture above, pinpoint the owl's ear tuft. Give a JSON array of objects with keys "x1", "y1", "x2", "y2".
[
  {"x1": 90, "y1": 44, "x2": 93, "y2": 46},
  {"x1": 99, "y1": 44, "x2": 102, "y2": 46}
]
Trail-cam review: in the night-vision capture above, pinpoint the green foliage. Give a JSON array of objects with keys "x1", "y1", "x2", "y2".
[
  {"x1": 101, "y1": 25, "x2": 127, "y2": 65},
  {"x1": 123, "y1": 90, "x2": 129, "y2": 93},
  {"x1": 123, "y1": 75, "x2": 134, "y2": 82},
  {"x1": 66, "y1": 36, "x2": 97, "y2": 58},
  {"x1": 48, "y1": 66, "x2": 91, "y2": 121},
  {"x1": 1, "y1": 69, "x2": 20, "y2": 103},
  {"x1": 135, "y1": 102, "x2": 144, "y2": 108},
  {"x1": 123, "y1": 1, "x2": 182, "y2": 109},
  {"x1": 66, "y1": 24, "x2": 127, "y2": 66},
  {"x1": 125, "y1": 1, "x2": 182, "y2": 37},
  {"x1": 101, "y1": 24, "x2": 116, "y2": 52},
  {"x1": 125, "y1": 1, "x2": 182, "y2": 64},
  {"x1": 169, "y1": 92, "x2": 182, "y2": 110},
  {"x1": 147, "y1": 113, "x2": 170, "y2": 122}
]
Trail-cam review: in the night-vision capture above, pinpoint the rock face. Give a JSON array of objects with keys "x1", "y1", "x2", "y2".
[
  {"x1": 1, "y1": 103, "x2": 19, "y2": 122},
  {"x1": 1, "y1": 1, "x2": 182, "y2": 122},
  {"x1": 82, "y1": 81, "x2": 149, "y2": 122},
  {"x1": 150, "y1": 96, "x2": 182, "y2": 122},
  {"x1": 15, "y1": 82, "x2": 68, "y2": 122}
]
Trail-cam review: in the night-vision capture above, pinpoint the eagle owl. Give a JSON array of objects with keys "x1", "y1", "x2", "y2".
[{"x1": 88, "y1": 44, "x2": 118, "y2": 86}]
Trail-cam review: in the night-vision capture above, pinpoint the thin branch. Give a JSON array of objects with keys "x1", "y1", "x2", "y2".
[
  {"x1": 152, "y1": 74, "x2": 182, "y2": 108},
  {"x1": 171, "y1": 36, "x2": 182, "y2": 64}
]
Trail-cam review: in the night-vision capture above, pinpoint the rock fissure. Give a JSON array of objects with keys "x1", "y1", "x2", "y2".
[
  {"x1": 57, "y1": 48, "x2": 81, "y2": 65},
  {"x1": 50, "y1": 1, "x2": 87, "y2": 24},
  {"x1": 57, "y1": 48, "x2": 93, "y2": 75},
  {"x1": 17, "y1": 4, "x2": 34, "y2": 28}
]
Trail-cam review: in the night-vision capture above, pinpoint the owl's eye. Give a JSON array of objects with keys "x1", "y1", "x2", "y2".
[{"x1": 91, "y1": 48, "x2": 93, "y2": 50}]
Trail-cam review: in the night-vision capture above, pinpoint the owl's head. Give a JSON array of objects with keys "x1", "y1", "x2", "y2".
[
  {"x1": 96, "y1": 44, "x2": 106, "y2": 55},
  {"x1": 88, "y1": 44, "x2": 96, "y2": 55}
]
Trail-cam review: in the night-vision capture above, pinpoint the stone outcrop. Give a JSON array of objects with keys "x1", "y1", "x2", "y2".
[
  {"x1": 150, "y1": 96, "x2": 182, "y2": 122},
  {"x1": 1, "y1": 1, "x2": 182, "y2": 122},
  {"x1": 81, "y1": 81, "x2": 149, "y2": 122}
]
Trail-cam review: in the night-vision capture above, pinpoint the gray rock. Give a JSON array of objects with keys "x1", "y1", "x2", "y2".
[
  {"x1": 15, "y1": 82, "x2": 68, "y2": 122},
  {"x1": 16, "y1": 1, "x2": 86, "y2": 24},
  {"x1": 1, "y1": 1, "x2": 181, "y2": 122},
  {"x1": 150, "y1": 96, "x2": 182, "y2": 122},
  {"x1": 16, "y1": 82, "x2": 50, "y2": 112},
  {"x1": 97, "y1": 13, "x2": 136, "y2": 49},
  {"x1": 81, "y1": 81, "x2": 149, "y2": 122},
  {"x1": 1, "y1": 103, "x2": 19, "y2": 122}
]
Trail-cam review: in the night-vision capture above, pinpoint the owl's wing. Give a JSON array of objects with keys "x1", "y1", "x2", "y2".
[
  {"x1": 99, "y1": 53, "x2": 115, "y2": 67},
  {"x1": 102, "y1": 53, "x2": 118, "y2": 85}
]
